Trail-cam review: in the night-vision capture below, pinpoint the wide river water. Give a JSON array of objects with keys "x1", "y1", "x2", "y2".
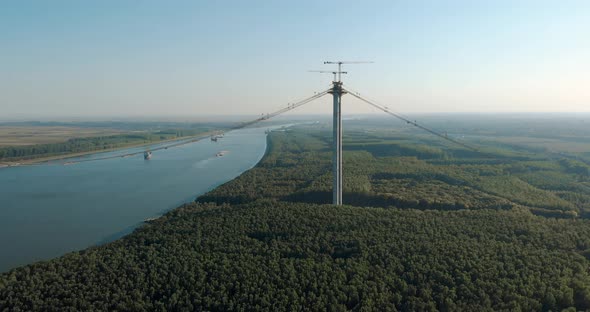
[{"x1": 0, "y1": 126, "x2": 274, "y2": 272}]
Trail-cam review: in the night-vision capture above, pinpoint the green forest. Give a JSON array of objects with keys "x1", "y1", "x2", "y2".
[{"x1": 2, "y1": 124, "x2": 590, "y2": 311}]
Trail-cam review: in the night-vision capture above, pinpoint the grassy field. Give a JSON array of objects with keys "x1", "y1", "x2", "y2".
[{"x1": 0, "y1": 126, "x2": 126, "y2": 146}]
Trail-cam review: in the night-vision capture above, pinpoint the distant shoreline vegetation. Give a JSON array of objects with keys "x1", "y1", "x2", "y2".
[
  {"x1": 0, "y1": 129, "x2": 205, "y2": 162},
  {"x1": 0, "y1": 118, "x2": 236, "y2": 164},
  {"x1": 0, "y1": 120, "x2": 297, "y2": 164}
]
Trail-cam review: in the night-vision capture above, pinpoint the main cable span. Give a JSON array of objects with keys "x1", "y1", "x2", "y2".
[
  {"x1": 60, "y1": 89, "x2": 331, "y2": 165},
  {"x1": 343, "y1": 86, "x2": 478, "y2": 152}
]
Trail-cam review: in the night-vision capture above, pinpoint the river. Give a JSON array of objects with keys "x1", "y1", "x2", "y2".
[{"x1": 0, "y1": 126, "x2": 274, "y2": 272}]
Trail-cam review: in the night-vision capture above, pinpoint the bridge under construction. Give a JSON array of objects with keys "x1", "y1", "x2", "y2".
[{"x1": 51, "y1": 61, "x2": 478, "y2": 206}]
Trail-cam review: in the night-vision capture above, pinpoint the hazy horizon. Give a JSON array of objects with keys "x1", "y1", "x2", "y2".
[
  {"x1": 1, "y1": 0, "x2": 589, "y2": 118},
  {"x1": 2, "y1": 111, "x2": 590, "y2": 124}
]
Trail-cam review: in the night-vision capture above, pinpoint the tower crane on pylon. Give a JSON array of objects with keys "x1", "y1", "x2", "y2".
[
  {"x1": 308, "y1": 70, "x2": 347, "y2": 82},
  {"x1": 323, "y1": 61, "x2": 373, "y2": 82}
]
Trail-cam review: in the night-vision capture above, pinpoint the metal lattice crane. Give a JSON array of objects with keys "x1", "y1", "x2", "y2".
[
  {"x1": 324, "y1": 61, "x2": 373, "y2": 82},
  {"x1": 308, "y1": 70, "x2": 348, "y2": 82}
]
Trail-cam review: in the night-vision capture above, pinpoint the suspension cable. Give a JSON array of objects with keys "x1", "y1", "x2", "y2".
[
  {"x1": 342, "y1": 86, "x2": 478, "y2": 152},
  {"x1": 228, "y1": 89, "x2": 330, "y2": 131},
  {"x1": 60, "y1": 88, "x2": 331, "y2": 165}
]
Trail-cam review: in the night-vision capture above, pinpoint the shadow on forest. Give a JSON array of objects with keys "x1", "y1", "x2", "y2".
[
  {"x1": 198, "y1": 190, "x2": 513, "y2": 211},
  {"x1": 281, "y1": 191, "x2": 487, "y2": 211}
]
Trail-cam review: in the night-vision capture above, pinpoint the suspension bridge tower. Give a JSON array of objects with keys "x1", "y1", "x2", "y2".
[
  {"x1": 323, "y1": 61, "x2": 372, "y2": 205},
  {"x1": 328, "y1": 78, "x2": 346, "y2": 205}
]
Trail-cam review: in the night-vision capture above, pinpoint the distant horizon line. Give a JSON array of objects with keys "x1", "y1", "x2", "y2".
[{"x1": 2, "y1": 112, "x2": 590, "y2": 123}]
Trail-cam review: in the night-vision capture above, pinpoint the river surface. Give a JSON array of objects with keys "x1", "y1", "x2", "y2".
[{"x1": 0, "y1": 126, "x2": 275, "y2": 272}]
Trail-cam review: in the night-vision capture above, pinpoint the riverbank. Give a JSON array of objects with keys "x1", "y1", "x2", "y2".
[
  {"x1": 0, "y1": 126, "x2": 272, "y2": 272},
  {"x1": 0, "y1": 130, "x2": 217, "y2": 168}
]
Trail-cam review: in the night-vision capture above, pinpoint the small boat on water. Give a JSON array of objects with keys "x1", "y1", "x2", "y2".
[
  {"x1": 144, "y1": 151, "x2": 152, "y2": 160},
  {"x1": 216, "y1": 150, "x2": 228, "y2": 157},
  {"x1": 211, "y1": 133, "x2": 224, "y2": 142}
]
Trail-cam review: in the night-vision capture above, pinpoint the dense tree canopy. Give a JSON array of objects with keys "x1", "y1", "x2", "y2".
[{"x1": 2, "y1": 125, "x2": 590, "y2": 311}]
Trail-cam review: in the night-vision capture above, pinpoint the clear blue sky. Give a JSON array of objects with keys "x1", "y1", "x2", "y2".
[{"x1": 1, "y1": 0, "x2": 589, "y2": 119}]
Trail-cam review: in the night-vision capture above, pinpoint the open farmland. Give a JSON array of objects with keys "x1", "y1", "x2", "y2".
[{"x1": 0, "y1": 126, "x2": 125, "y2": 146}]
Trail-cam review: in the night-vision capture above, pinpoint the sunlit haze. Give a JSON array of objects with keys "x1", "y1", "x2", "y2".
[{"x1": 1, "y1": 0, "x2": 589, "y2": 119}]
